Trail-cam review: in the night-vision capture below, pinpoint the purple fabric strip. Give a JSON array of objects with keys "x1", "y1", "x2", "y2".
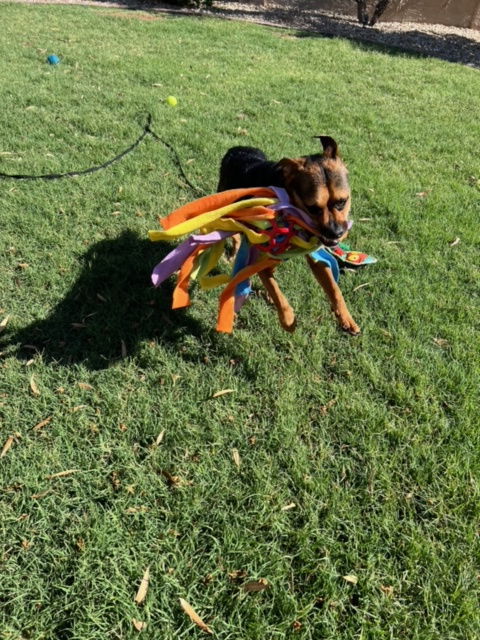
[
  {"x1": 234, "y1": 294, "x2": 248, "y2": 313},
  {"x1": 151, "y1": 190, "x2": 354, "y2": 302},
  {"x1": 270, "y1": 186, "x2": 290, "y2": 205},
  {"x1": 151, "y1": 230, "x2": 233, "y2": 287},
  {"x1": 269, "y1": 187, "x2": 315, "y2": 226}
]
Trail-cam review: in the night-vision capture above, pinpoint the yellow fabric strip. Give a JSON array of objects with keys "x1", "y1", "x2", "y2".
[
  {"x1": 198, "y1": 241, "x2": 225, "y2": 279},
  {"x1": 290, "y1": 236, "x2": 319, "y2": 251},
  {"x1": 189, "y1": 250, "x2": 206, "y2": 281},
  {"x1": 203, "y1": 219, "x2": 269, "y2": 245},
  {"x1": 148, "y1": 198, "x2": 277, "y2": 241},
  {"x1": 197, "y1": 241, "x2": 230, "y2": 290},
  {"x1": 148, "y1": 229, "x2": 175, "y2": 242},
  {"x1": 199, "y1": 274, "x2": 231, "y2": 290}
]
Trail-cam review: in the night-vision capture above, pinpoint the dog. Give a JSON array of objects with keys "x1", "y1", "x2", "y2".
[{"x1": 217, "y1": 137, "x2": 360, "y2": 335}]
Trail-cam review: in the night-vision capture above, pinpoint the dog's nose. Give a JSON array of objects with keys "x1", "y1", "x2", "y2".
[{"x1": 325, "y1": 222, "x2": 346, "y2": 240}]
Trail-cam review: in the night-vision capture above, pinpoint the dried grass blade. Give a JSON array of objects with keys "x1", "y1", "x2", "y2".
[
  {"x1": 77, "y1": 382, "x2": 94, "y2": 390},
  {"x1": 1, "y1": 436, "x2": 14, "y2": 458},
  {"x1": 231, "y1": 448, "x2": 241, "y2": 468},
  {"x1": 242, "y1": 578, "x2": 269, "y2": 592},
  {"x1": 353, "y1": 282, "x2": 371, "y2": 292},
  {"x1": 0, "y1": 315, "x2": 10, "y2": 333},
  {"x1": 132, "y1": 618, "x2": 147, "y2": 631},
  {"x1": 46, "y1": 469, "x2": 79, "y2": 480},
  {"x1": 212, "y1": 389, "x2": 234, "y2": 398},
  {"x1": 30, "y1": 376, "x2": 40, "y2": 396},
  {"x1": 134, "y1": 566, "x2": 150, "y2": 604},
  {"x1": 33, "y1": 416, "x2": 52, "y2": 431},
  {"x1": 179, "y1": 598, "x2": 213, "y2": 635},
  {"x1": 31, "y1": 489, "x2": 52, "y2": 499}
]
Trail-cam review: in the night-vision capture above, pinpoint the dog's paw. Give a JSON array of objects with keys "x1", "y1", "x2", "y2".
[
  {"x1": 279, "y1": 308, "x2": 297, "y2": 332},
  {"x1": 333, "y1": 309, "x2": 361, "y2": 336},
  {"x1": 341, "y1": 320, "x2": 361, "y2": 336}
]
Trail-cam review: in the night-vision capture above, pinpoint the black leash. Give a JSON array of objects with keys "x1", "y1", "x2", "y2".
[
  {"x1": 146, "y1": 120, "x2": 205, "y2": 196},
  {"x1": 0, "y1": 114, "x2": 205, "y2": 195}
]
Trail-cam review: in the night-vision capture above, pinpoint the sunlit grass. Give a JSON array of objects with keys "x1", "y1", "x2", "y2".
[{"x1": 1, "y1": 4, "x2": 479, "y2": 638}]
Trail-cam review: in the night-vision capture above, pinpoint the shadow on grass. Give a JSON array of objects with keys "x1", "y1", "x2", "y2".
[
  {"x1": 294, "y1": 27, "x2": 480, "y2": 68},
  {"x1": 3, "y1": 230, "x2": 210, "y2": 370},
  {"x1": 216, "y1": 4, "x2": 480, "y2": 68},
  {"x1": 94, "y1": 1, "x2": 480, "y2": 68}
]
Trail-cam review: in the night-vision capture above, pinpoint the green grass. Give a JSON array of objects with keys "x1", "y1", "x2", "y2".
[{"x1": 1, "y1": 4, "x2": 480, "y2": 639}]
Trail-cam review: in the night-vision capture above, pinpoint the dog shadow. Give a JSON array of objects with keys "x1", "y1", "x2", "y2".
[{"x1": 3, "y1": 231, "x2": 212, "y2": 370}]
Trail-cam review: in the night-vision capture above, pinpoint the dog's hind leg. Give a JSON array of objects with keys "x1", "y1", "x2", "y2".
[
  {"x1": 259, "y1": 268, "x2": 297, "y2": 332},
  {"x1": 306, "y1": 256, "x2": 360, "y2": 335}
]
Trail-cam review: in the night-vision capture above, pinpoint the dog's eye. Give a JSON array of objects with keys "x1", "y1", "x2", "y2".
[
  {"x1": 333, "y1": 199, "x2": 348, "y2": 211},
  {"x1": 306, "y1": 205, "x2": 321, "y2": 216}
]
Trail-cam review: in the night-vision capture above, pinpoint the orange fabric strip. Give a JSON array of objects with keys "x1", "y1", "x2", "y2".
[
  {"x1": 284, "y1": 214, "x2": 320, "y2": 237},
  {"x1": 226, "y1": 206, "x2": 276, "y2": 221},
  {"x1": 216, "y1": 258, "x2": 279, "y2": 333},
  {"x1": 172, "y1": 248, "x2": 203, "y2": 309},
  {"x1": 160, "y1": 188, "x2": 276, "y2": 230}
]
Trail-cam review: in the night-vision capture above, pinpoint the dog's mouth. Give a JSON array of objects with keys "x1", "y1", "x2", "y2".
[
  {"x1": 316, "y1": 220, "x2": 352, "y2": 247},
  {"x1": 292, "y1": 200, "x2": 352, "y2": 247},
  {"x1": 280, "y1": 193, "x2": 352, "y2": 247},
  {"x1": 319, "y1": 235, "x2": 341, "y2": 247}
]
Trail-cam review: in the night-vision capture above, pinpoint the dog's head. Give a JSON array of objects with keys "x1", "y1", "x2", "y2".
[{"x1": 276, "y1": 137, "x2": 351, "y2": 246}]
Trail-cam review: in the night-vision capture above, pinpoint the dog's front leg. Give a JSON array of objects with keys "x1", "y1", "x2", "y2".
[
  {"x1": 259, "y1": 268, "x2": 297, "y2": 332},
  {"x1": 306, "y1": 256, "x2": 360, "y2": 335}
]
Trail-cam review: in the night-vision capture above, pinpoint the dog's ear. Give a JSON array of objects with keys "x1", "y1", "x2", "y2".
[
  {"x1": 314, "y1": 136, "x2": 338, "y2": 159},
  {"x1": 276, "y1": 157, "x2": 305, "y2": 183}
]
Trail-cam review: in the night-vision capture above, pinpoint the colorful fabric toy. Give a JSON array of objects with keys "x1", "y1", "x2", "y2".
[
  {"x1": 325, "y1": 244, "x2": 377, "y2": 268},
  {"x1": 148, "y1": 187, "x2": 374, "y2": 333}
]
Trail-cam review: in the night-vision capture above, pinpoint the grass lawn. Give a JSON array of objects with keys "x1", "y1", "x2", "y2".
[{"x1": 1, "y1": 3, "x2": 480, "y2": 639}]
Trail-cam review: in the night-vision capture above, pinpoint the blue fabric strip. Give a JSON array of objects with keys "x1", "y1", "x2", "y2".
[
  {"x1": 309, "y1": 247, "x2": 340, "y2": 282},
  {"x1": 233, "y1": 236, "x2": 253, "y2": 297}
]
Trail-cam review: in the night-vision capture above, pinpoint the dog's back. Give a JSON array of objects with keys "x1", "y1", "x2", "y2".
[{"x1": 217, "y1": 146, "x2": 283, "y2": 191}]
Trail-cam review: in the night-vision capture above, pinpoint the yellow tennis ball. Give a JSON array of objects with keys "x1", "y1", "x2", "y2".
[{"x1": 166, "y1": 96, "x2": 178, "y2": 107}]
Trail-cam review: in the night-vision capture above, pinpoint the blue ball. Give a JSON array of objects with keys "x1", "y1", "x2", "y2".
[{"x1": 47, "y1": 55, "x2": 60, "y2": 65}]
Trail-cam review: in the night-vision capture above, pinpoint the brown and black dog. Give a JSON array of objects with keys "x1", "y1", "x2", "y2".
[{"x1": 217, "y1": 137, "x2": 360, "y2": 335}]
